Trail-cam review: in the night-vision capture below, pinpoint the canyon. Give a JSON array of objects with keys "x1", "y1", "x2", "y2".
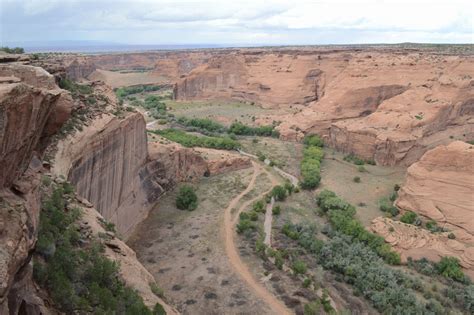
[{"x1": 0, "y1": 44, "x2": 473, "y2": 314}]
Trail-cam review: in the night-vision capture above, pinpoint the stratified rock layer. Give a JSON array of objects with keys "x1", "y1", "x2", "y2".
[{"x1": 396, "y1": 141, "x2": 474, "y2": 240}]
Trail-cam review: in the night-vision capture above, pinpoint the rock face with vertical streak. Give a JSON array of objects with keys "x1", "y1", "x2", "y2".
[{"x1": 67, "y1": 112, "x2": 149, "y2": 236}]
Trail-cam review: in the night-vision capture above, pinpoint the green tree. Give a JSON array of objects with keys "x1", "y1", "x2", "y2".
[{"x1": 176, "y1": 185, "x2": 198, "y2": 210}]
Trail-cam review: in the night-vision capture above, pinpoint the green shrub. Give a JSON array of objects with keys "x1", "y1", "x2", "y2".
[
  {"x1": 435, "y1": 257, "x2": 467, "y2": 283},
  {"x1": 300, "y1": 145, "x2": 324, "y2": 190},
  {"x1": 115, "y1": 85, "x2": 162, "y2": 99},
  {"x1": 271, "y1": 185, "x2": 287, "y2": 201},
  {"x1": 176, "y1": 116, "x2": 226, "y2": 133},
  {"x1": 272, "y1": 205, "x2": 281, "y2": 215},
  {"x1": 358, "y1": 165, "x2": 366, "y2": 172},
  {"x1": 252, "y1": 200, "x2": 266, "y2": 213},
  {"x1": 303, "y1": 134, "x2": 324, "y2": 147},
  {"x1": 353, "y1": 176, "x2": 361, "y2": 183},
  {"x1": 378, "y1": 197, "x2": 399, "y2": 216},
  {"x1": 175, "y1": 185, "x2": 198, "y2": 210},
  {"x1": 304, "y1": 300, "x2": 323, "y2": 315},
  {"x1": 292, "y1": 260, "x2": 307, "y2": 274},
  {"x1": 448, "y1": 233, "x2": 456, "y2": 239},
  {"x1": 236, "y1": 219, "x2": 256, "y2": 234},
  {"x1": 150, "y1": 282, "x2": 165, "y2": 298},
  {"x1": 284, "y1": 182, "x2": 294, "y2": 195},
  {"x1": 249, "y1": 211, "x2": 259, "y2": 221},
  {"x1": 400, "y1": 211, "x2": 418, "y2": 224},
  {"x1": 152, "y1": 128, "x2": 240, "y2": 150},
  {"x1": 343, "y1": 154, "x2": 365, "y2": 165},
  {"x1": 229, "y1": 121, "x2": 278, "y2": 137},
  {"x1": 317, "y1": 190, "x2": 400, "y2": 264},
  {"x1": 33, "y1": 183, "x2": 155, "y2": 314},
  {"x1": 0, "y1": 46, "x2": 24, "y2": 54},
  {"x1": 302, "y1": 278, "x2": 312, "y2": 288}
]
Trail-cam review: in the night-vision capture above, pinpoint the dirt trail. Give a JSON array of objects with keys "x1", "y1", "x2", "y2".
[
  {"x1": 264, "y1": 197, "x2": 275, "y2": 246},
  {"x1": 223, "y1": 161, "x2": 292, "y2": 315}
]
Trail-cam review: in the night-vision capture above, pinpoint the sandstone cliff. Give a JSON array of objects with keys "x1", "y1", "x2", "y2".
[
  {"x1": 395, "y1": 141, "x2": 474, "y2": 241},
  {"x1": 0, "y1": 64, "x2": 72, "y2": 314},
  {"x1": 370, "y1": 141, "x2": 474, "y2": 279},
  {"x1": 169, "y1": 49, "x2": 474, "y2": 165}
]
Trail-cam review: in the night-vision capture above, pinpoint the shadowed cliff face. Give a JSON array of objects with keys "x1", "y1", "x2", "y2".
[{"x1": 0, "y1": 63, "x2": 72, "y2": 314}]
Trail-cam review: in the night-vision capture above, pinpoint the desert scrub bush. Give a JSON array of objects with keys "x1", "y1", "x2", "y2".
[
  {"x1": 353, "y1": 176, "x2": 361, "y2": 183},
  {"x1": 175, "y1": 185, "x2": 198, "y2": 210},
  {"x1": 271, "y1": 185, "x2": 287, "y2": 201},
  {"x1": 303, "y1": 134, "x2": 324, "y2": 147},
  {"x1": 284, "y1": 181, "x2": 295, "y2": 195},
  {"x1": 229, "y1": 121, "x2": 279, "y2": 137},
  {"x1": 400, "y1": 211, "x2": 418, "y2": 224},
  {"x1": 292, "y1": 260, "x2": 307, "y2": 275},
  {"x1": 343, "y1": 153, "x2": 365, "y2": 165},
  {"x1": 33, "y1": 183, "x2": 160, "y2": 314},
  {"x1": 115, "y1": 84, "x2": 162, "y2": 99},
  {"x1": 357, "y1": 165, "x2": 366, "y2": 172},
  {"x1": 378, "y1": 196, "x2": 399, "y2": 217},
  {"x1": 1, "y1": 46, "x2": 24, "y2": 54},
  {"x1": 236, "y1": 218, "x2": 256, "y2": 234},
  {"x1": 317, "y1": 190, "x2": 401, "y2": 265},
  {"x1": 176, "y1": 116, "x2": 226, "y2": 133},
  {"x1": 59, "y1": 78, "x2": 92, "y2": 96},
  {"x1": 272, "y1": 205, "x2": 281, "y2": 215},
  {"x1": 252, "y1": 200, "x2": 266, "y2": 213},
  {"x1": 151, "y1": 128, "x2": 240, "y2": 150},
  {"x1": 435, "y1": 257, "x2": 469, "y2": 283},
  {"x1": 256, "y1": 151, "x2": 266, "y2": 162},
  {"x1": 150, "y1": 282, "x2": 165, "y2": 298},
  {"x1": 302, "y1": 278, "x2": 312, "y2": 288}
]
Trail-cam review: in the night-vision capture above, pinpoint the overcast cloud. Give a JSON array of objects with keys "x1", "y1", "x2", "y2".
[{"x1": 1, "y1": 0, "x2": 472, "y2": 47}]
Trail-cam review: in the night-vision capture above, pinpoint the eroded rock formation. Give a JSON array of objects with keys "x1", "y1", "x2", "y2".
[
  {"x1": 395, "y1": 141, "x2": 474, "y2": 241},
  {"x1": 372, "y1": 217, "x2": 474, "y2": 279},
  {"x1": 0, "y1": 64, "x2": 72, "y2": 314}
]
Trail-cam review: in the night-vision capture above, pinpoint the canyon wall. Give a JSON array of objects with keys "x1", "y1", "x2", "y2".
[
  {"x1": 396, "y1": 141, "x2": 474, "y2": 241},
  {"x1": 371, "y1": 141, "x2": 474, "y2": 278},
  {"x1": 0, "y1": 63, "x2": 72, "y2": 314},
  {"x1": 169, "y1": 49, "x2": 474, "y2": 165}
]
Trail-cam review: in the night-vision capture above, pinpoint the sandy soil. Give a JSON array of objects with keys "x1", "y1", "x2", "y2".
[
  {"x1": 319, "y1": 149, "x2": 406, "y2": 226},
  {"x1": 89, "y1": 69, "x2": 168, "y2": 88},
  {"x1": 128, "y1": 167, "x2": 281, "y2": 314}
]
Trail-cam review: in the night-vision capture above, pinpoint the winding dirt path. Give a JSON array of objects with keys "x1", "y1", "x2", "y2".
[{"x1": 223, "y1": 161, "x2": 292, "y2": 315}]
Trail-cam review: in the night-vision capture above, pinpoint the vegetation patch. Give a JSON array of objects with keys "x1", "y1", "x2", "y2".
[
  {"x1": 317, "y1": 189, "x2": 401, "y2": 264},
  {"x1": 229, "y1": 121, "x2": 279, "y2": 137},
  {"x1": 300, "y1": 135, "x2": 324, "y2": 190},
  {"x1": 151, "y1": 128, "x2": 240, "y2": 150},
  {"x1": 0, "y1": 46, "x2": 24, "y2": 54},
  {"x1": 176, "y1": 185, "x2": 198, "y2": 211},
  {"x1": 33, "y1": 181, "x2": 163, "y2": 314}
]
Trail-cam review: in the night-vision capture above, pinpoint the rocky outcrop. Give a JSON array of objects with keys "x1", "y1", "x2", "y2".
[
  {"x1": 371, "y1": 217, "x2": 474, "y2": 279},
  {"x1": 395, "y1": 141, "x2": 474, "y2": 240},
  {"x1": 0, "y1": 64, "x2": 72, "y2": 314},
  {"x1": 76, "y1": 198, "x2": 178, "y2": 314},
  {"x1": 64, "y1": 57, "x2": 96, "y2": 81},
  {"x1": 370, "y1": 141, "x2": 474, "y2": 278},
  {"x1": 174, "y1": 52, "x2": 327, "y2": 108}
]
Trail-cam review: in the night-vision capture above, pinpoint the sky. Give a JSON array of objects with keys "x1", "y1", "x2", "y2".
[{"x1": 1, "y1": 0, "x2": 473, "y2": 48}]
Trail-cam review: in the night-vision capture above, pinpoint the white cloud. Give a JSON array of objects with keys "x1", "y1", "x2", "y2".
[{"x1": 1, "y1": 0, "x2": 472, "y2": 44}]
